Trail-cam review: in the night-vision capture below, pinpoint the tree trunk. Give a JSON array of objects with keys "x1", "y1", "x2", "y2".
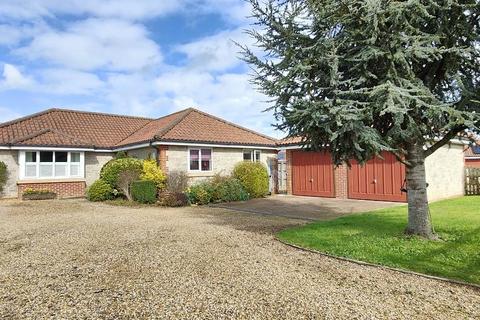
[{"x1": 405, "y1": 143, "x2": 437, "y2": 240}]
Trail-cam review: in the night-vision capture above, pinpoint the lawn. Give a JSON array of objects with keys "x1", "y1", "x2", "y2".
[{"x1": 277, "y1": 196, "x2": 480, "y2": 284}]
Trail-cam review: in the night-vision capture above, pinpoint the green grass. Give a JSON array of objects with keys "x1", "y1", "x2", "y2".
[{"x1": 277, "y1": 196, "x2": 480, "y2": 284}]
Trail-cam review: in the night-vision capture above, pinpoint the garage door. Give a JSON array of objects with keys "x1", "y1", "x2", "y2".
[
  {"x1": 291, "y1": 151, "x2": 335, "y2": 197},
  {"x1": 348, "y1": 152, "x2": 406, "y2": 202}
]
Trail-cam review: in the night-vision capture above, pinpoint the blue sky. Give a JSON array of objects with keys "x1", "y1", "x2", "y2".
[{"x1": 0, "y1": 0, "x2": 280, "y2": 137}]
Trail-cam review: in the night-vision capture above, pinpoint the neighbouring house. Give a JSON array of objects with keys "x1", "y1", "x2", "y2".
[
  {"x1": 278, "y1": 137, "x2": 466, "y2": 202},
  {"x1": 465, "y1": 142, "x2": 480, "y2": 168},
  {"x1": 0, "y1": 108, "x2": 278, "y2": 199}
]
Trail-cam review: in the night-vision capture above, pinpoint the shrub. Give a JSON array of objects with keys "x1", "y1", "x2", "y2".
[
  {"x1": 233, "y1": 161, "x2": 269, "y2": 198},
  {"x1": 166, "y1": 170, "x2": 189, "y2": 193},
  {"x1": 131, "y1": 180, "x2": 157, "y2": 204},
  {"x1": 187, "y1": 175, "x2": 250, "y2": 205},
  {"x1": 140, "y1": 159, "x2": 166, "y2": 190},
  {"x1": 0, "y1": 161, "x2": 7, "y2": 194},
  {"x1": 22, "y1": 188, "x2": 57, "y2": 200},
  {"x1": 187, "y1": 182, "x2": 214, "y2": 205},
  {"x1": 87, "y1": 180, "x2": 114, "y2": 202},
  {"x1": 118, "y1": 169, "x2": 141, "y2": 201},
  {"x1": 210, "y1": 174, "x2": 249, "y2": 203},
  {"x1": 158, "y1": 191, "x2": 190, "y2": 207},
  {"x1": 100, "y1": 157, "x2": 143, "y2": 188}
]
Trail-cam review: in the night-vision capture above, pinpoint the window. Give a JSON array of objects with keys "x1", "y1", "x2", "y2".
[
  {"x1": 278, "y1": 150, "x2": 286, "y2": 162},
  {"x1": 243, "y1": 150, "x2": 261, "y2": 162},
  {"x1": 20, "y1": 151, "x2": 84, "y2": 180},
  {"x1": 189, "y1": 149, "x2": 212, "y2": 171}
]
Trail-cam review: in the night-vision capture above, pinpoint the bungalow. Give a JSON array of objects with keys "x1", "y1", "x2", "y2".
[{"x1": 0, "y1": 108, "x2": 278, "y2": 199}]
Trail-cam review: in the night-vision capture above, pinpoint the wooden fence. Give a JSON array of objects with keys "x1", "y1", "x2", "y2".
[{"x1": 465, "y1": 167, "x2": 480, "y2": 195}]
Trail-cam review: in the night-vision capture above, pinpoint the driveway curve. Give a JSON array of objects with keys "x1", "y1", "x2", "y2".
[{"x1": 0, "y1": 200, "x2": 478, "y2": 319}]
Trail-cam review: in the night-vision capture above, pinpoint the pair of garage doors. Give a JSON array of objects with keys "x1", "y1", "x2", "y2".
[{"x1": 291, "y1": 150, "x2": 406, "y2": 202}]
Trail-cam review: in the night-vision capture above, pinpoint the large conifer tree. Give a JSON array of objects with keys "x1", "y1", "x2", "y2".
[{"x1": 242, "y1": 0, "x2": 480, "y2": 239}]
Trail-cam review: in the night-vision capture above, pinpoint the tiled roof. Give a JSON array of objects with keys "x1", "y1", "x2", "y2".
[
  {"x1": 0, "y1": 107, "x2": 277, "y2": 149},
  {"x1": 277, "y1": 136, "x2": 304, "y2": 146},
  {"x1": 465, "y1": 142, "x2": 480, "y2": 158},
  {"x1": 157, "y1": 109, "x2": 276, "y2": 147}
]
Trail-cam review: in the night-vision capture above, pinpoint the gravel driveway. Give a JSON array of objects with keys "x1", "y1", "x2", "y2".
[{"x1": 0, "y1": 200, "x2": 478, "y2": 319}]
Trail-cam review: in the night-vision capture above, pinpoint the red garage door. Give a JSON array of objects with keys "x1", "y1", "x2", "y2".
[
  {"x1": 292, "y1": 151, "x2": 335, "y2": 197},
  {"x1": 348, "y1": 152, "x2": 406, "y2": 202}
]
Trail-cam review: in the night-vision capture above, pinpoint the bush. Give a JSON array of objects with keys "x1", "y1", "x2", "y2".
[
  {"x1": 166, "y1": 170, "x2": 189, "y2": 193},
  {"x1": 118, "y1": 169, "x2": 141, "y2": 201},
  {"x1": 233, "y1": 161, "x2": 269, "y2": 198},
  {"x1": 187, "y1": 182, "x2": 214, "y2": 205},
  {"x1": 187, "y1": 175, "x2": 249, "y2": 205},
  {"x1": 210, "y1": 175, "x2": 249, "y2": 203},
  {"x1": 158, "y1": 191, "x2": 190, "y2": 207},
  {"x1": 141, "y1": 159, "x2": 166, "y2": 190},
  {"x1": 100, "y1": 157, "x2": 143, "y2": 188},
  {"x1": 0, "y1": 161, "x2": 7, "y2": 194},
  {"x1": 87, "y1": 180, "x2": 114, "y2": 202},
  {"x1": 131, "y1": 180, "x2": 157, "y2": 204}
]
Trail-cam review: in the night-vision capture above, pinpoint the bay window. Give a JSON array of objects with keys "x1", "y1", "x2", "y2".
[
  {"x1": 20, "y1": 151, "x2": 84, "y2": 180},
  {"x1": 189, "y1": 148, "x2": 212, "y2": 171}
]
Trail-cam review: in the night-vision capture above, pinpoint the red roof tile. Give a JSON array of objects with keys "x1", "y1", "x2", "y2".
[{"x1": 0, "y1": 108, "x2": 277, "y2": 149}]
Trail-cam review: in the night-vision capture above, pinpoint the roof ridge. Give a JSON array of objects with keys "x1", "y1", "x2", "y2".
[
  {"x1": 0, "y1": 108, "x2": 57, "y2": 129},
  {"x1": 153, "y1": 108, "x2": 195, "y2": 139},
  {"x1": 50, "y1": 108, "x2": 154, "y2": 120},
  {"x1": 172, "y1": 108, "x2": 278, "y2": 143}
]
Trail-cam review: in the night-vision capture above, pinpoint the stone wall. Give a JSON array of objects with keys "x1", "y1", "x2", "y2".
[
  {"x1": 425, "y1": 143, "x2": 465, "y2": 201},
  {"x1": 166, "y1": 146, "x2": 277, "y2": 185},
  {"x1": 0, "y1": 150, "x2": 19, "y2": 198},
  {"x1": 85, "y1": 152, "x2": 115, "y2": 187}
]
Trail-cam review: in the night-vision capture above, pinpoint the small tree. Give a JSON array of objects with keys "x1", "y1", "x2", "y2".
[
  {"x1": 242, "y1": 0, "x2": 480, "y2": 239},
  {"x1": 0, "y1": 161, "x2": 7, "y2": 195},
  {"x1": 118, "y1": 169, "x2": 141, "y2": 201}
]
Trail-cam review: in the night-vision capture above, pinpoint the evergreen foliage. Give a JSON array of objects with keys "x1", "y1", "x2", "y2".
[
  {"x1": 233, "y1": 162, "x2": 269, "y2": 198},
  {"x1": 131, "y1": 180, "x2": 157, "y2": 204},
  {"x1": 242, "y1": 0, "x2": 480, "y2": 163}
]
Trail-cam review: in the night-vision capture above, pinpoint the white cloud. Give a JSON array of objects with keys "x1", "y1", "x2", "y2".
[
  {"x1": 16, "y1": 18, "x2": 162, "y2": 71},
  {"x1": 176, "y1": 28, "x2": 252, "y2": 72},
  {"x1": 38, "y1": 69, "x2": 104, "y2": 95},
  {"x1": 0, "y1": 0, "x2": 183, "y2": 20},
  {"x1": 155, "y1": 69, "x2": 278, "y2": 136},
  {"x1": 1, "y1": 63, "x2": 33, "y2": 89}
]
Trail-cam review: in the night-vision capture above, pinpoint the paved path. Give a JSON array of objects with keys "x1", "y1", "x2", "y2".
[
  {"x1": 0, "y1": 200, "x2": 478, "y2": 319},
  {"x1": 213, "y1": 195, "x2": 402, "y2": 220}
]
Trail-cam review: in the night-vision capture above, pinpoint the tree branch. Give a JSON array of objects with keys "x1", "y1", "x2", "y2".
[{"x1": 424, "y1": 126, "x2": 466, "y2": 158}]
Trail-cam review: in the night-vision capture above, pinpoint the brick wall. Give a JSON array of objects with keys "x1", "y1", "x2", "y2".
[
  {"x1": 18, "y1": 181, "x2": 86, "y2": 199},
  {"x1": 334, "y1": 164, "x2": 348, "y2": 199},
  {"x1": 156, "y1": 145, "x2": 168, "y2": 173}
]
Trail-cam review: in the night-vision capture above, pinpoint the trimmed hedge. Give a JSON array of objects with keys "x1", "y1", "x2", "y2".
[
  {"x1": 233, "y1": 161, "x2": 269, "y2": 198},
  {"x1": 100, "y1": 157, "x2": 143, "y2": 189},
  {"x1": 0, "y1": 161, "x2": 7, "y2": 194},
  {"x1": 131, "y1": 180, "x2": 157, "y2": 204},
  {"x1": 87, "y1": 180, "x2": 113, "y2": 202}
]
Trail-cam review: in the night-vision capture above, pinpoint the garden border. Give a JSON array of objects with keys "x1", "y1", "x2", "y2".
[{"x1": 276, "y1": 237, "x2": 480, "y2": 291}]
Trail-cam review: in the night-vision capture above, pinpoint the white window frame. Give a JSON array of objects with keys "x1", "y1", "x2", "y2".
[
  {"x1": 19, "y1": 151, "x2": 85, "y2": 180},
  {"x1": 243, "y1": 149, "x2": 261, "y2": 162},
  {"x1": 188, "y1": 148, "x2": 213, "y2": 172}
]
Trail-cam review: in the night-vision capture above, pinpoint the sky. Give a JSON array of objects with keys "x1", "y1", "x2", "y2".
[{"x1": 0, "y1": 0, "x2": 281, "y2": 137}]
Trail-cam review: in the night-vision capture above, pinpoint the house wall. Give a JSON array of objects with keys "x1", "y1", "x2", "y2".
[
  {"x1": 166, "y1": 146, "x2": 277, "y2": 185},
  {"x1": 0, "y1": 150, "x2": 19, "y2": 198},
  {"x1": 127, "y1": 147, "x2": 156, "y2": 160},
  {"x1": 425, "y1": 143, "x2": 465, "y2": 201},
  {"x1": 85, "y1": 152, "x2": 115, "y2": 187}
]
